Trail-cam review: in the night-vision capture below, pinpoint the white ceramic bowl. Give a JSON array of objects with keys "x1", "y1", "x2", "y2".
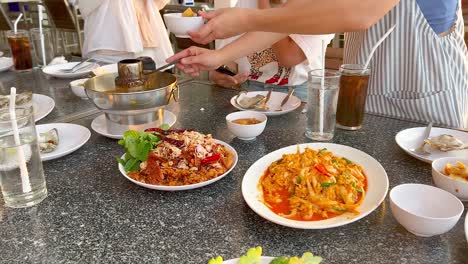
[
  {"x1": 69, "y1": 78, "x2": 89, "y2": 99},
  {"x1": 390, "y1": 184, "x2": 464, "y2": 237},
  {"x1": 432, "y1": 157, "x2": 468, "y2": 201},
  {"x1": 163, "y1": 13, "x2": 204, "y2": 38},
  {"x1": 226, "y1": 111, "x2": 267, "y2": 141}
]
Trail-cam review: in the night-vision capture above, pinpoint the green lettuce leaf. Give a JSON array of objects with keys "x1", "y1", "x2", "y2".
[
  {"x1": 239, "y1": 247, "x2": 262, "y2": 264},
  {"x1": 207, "y1": 256, "x2": 223, "y2": 264}
]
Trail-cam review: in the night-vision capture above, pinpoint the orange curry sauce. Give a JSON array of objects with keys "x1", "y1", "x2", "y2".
[{"x1": 259, "y1": 170, "x2": 368, "y2": 221}]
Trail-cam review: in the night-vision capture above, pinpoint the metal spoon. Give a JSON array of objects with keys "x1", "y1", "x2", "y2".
[
  {"x1": 410, "y1": 122, "x2": 433, "y2": 155},
  {"x1": 60, "y1": 58, "x2": 92, "y2": 73},
  {"x1": 275, "y1": 88, "x2": 294, "y2": 112}
]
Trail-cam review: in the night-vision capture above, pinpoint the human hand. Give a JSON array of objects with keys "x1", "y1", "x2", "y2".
[
  {"x1": 210, "y1": 70, "x2": 249, "y2": 88},
  {"x1": 187, "y1": 8, "x2": 254, "y2": 45},
  {"x1": 166, "y1": 46, "x2": 224, "y2": 77}
]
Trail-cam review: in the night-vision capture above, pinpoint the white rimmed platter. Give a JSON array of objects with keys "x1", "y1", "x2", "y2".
[
  {"x1": 0, "y1": 57, "x2": 13, "y2": 72},
  {"x1": 465, "y1": 211, "x2": 468, "y2": 243},
  {"x1": 242, "y1": 143, "x2": 389, "y2": 229},
  {"x1": 42, "y1": 62, "x2": 99, "y2": 79},
  {"x1": 230, "y1": 91, "x2": 301, "y2": 116},
  {"x1": 223, "y1": 257, "x2": 274, "y2": 264},
  {"x1": 37, "y1": 123, "x2": 91, "y2": 161},
  {"x1": 91, "y1": 110, "x2": 177, "y2": 139},
  {"x1": 118, "y1": 139, "x2": 238, "y2": 191},
  {"x1": 32, "y1": 94, "x2": 55, "y2": 122},
  {"x1": 395, "y1": 127, "x2": 468, "y2": 163}
]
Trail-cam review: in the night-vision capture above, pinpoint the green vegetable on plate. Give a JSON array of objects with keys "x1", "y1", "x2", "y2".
[{"x1": 117, "y1": 130, "x2": 162, "y2": 172}]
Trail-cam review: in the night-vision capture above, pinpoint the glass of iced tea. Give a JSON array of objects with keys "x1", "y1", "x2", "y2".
[
  {"x1": 336, "y1": 64, "x2": 371, "y2": 130},
  {"x1": 7, "y1": 30, "x2": 33, "y2": 71}
]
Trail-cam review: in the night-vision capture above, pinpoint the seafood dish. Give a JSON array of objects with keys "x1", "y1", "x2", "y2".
[
  {"x1": 0, "y1": 91, "x2": 32, "y2": 109},
  {"x1": 207, "y1": 246, "x2": 322, "y2": 264},
  {"x1": 236, "y1": 94, "x2": 266, "y2": 109},
  {"x1": 38, "y1": 128, "x2": 59, "y2": 153},
  {"x1": 423, "y1": 134, "x2": 467, "y2": 152},
  {"x1": 443, "y1": 161, "x2": 468, "y2": 182},
  {"x1": 260, "y1": 147, "x2": 366, "y2": 221},
  {"x1": 118, "y1": 128, "x2": 235, "y2": 186}
]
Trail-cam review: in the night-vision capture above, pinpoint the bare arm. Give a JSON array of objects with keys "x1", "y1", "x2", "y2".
[
  {"x1": 248, "y1": 0, "x2": 399, "y2": 34},
  {"x1": 271, "y1": 37, "x2": 306, "y2": 68}
]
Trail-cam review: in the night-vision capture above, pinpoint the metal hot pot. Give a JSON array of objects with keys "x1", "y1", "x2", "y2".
[{"x1": 84, "y1": 59, "x2": 179, "y2": 135}]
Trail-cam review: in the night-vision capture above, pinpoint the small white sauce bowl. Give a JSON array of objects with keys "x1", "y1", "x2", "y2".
[
  {"x1": 163, "y1": 13, "x2": 204, "y2": 38},
  {"x1": 390, "y1": 183, "x2": 464, "y2": 237},
  {"x1": 226, "y1": 111, "x2": 267, "y2": 141},
  {"x1": 69, "y1": 78, "x2": 89, "y2": 100},
  {"x1": 432, "y1": 157, "x2": 468, "y2": 201}
]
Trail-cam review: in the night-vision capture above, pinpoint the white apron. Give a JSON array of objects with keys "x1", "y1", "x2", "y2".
[{"x1": 344, "y1": 0, "x2": 468, "y2": 128}]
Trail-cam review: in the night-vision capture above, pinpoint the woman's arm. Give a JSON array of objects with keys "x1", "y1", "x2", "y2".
[
  {"x1": 271, "y1": 37, "x2": 306, "y2": 68},
  {"x1": 189, "y1": 0, "x2": 400, "y2": 43}
]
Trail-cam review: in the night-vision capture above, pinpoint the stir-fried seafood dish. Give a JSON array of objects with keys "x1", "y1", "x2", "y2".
[
  {"x1": 119, "y1": 128, "x2": 234, "y2": 186},
  {"x1": 260, "y1": 147, "x2": 367, "y2": 221},
  {"x1": 423, "y1": 134, "x2": 468, "y2": 152}
]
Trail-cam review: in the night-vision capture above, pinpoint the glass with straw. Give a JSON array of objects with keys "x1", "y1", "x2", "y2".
[
  {"x1": 0, "y1": 88, "x2": 47, "y2": 208},
  {"x1": 7, "y1": 14, "x2": 33, "y2": 71}
]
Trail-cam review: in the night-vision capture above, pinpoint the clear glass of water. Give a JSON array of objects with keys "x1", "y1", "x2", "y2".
[
  {"x1": 305, "y1": 69, "x2": 341, "y2": 141},
  {"x1": 0, "y1": 107, "x2": 47, "y2": 208}
]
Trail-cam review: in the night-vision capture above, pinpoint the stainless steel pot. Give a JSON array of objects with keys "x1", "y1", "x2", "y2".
[{"x1": 83, "y1": 59, "x2": 179, "y2": 134}]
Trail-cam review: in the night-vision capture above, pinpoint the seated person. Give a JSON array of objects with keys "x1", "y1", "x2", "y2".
[
  {"x1": 78, "y1": 0, "x2": 174, "y2": 66},
  {"x1": 210, "y1": 0, "x2": 334, "y2": 101}
]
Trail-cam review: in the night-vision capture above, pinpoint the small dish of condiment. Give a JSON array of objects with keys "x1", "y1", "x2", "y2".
[
  {"x1": 432, "y1": 157, "x2": 468, "y2": 201},
  {"x1": 231, "y1": 118, "x2": 262, "y2": 125},
  {"x1": 226, "y1": 111, "x2": 267, "y2": 140}
]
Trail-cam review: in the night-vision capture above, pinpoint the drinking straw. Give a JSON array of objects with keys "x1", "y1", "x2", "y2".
[
  {"x1": 362, "y1": 24, "x2": 397, "y2": 71},
  {"x1": 13, "y1": 13, "x2": 23, "y2": 34},
  {"x1": 38, "y1": 5, "x2": 47, "y2": 66},
  {"x1": 9, "y1": 87, "x2": 31, "y2": 193},
  {"x1": 318, "y1": 39, "x2": 326, "y2": 135}
]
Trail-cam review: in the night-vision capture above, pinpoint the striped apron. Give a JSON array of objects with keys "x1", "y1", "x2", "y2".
[{"x1": 344, "y1": 0, "x2": 468, "y2": 129}]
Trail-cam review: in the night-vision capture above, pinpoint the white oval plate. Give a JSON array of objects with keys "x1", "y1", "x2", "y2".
[
  {"x1": 0, "y1": 57, "x2": 13, "y2": 72},
  {"x1": 118, "y1": 140, "x2": 238, "y2": 191},
  {"x1": 91, "y1": 110, "x2": 177, "y2": 139},
  {"x1": 223, "y1": 257, "x2": 274, "y2": 264},
  {"x1": 33, "y1": 94, "x2": 55, "y2": 122},
  {"x1": 395, "y1": 127, "x2": 468, "y2": 163},
  {"x1": 42, "y1": 62, "x2": 99, "y2": 79},
  {"x1": 230, "y1": 91, "x2": 301, "y2": 116},
  {"x1": 242, "y1": 143, "x2": 389, "y2": 229},
  {"x1": 465, "y1": 211, "x2": 468, "y2": 244},
  {"x1": 37, "y1": 123, "x2": 91, "y2": 161}
]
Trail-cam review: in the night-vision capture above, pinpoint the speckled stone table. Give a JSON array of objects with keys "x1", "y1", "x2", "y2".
[{"x1": 0, "y1": 75, "x2": 467, "y2": 264}]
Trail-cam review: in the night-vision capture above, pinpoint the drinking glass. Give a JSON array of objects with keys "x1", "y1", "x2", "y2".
[
  {"x1": 305, "y1": 69, "x2": 341, "y2": 141},
  {"x1": 30, "y1": 28, "x2": 55, "y2": 67},
  {"x1": 0, "y1": 107, "x2": 47, "y2": 208},
  {"x1": 336, "y1": 64, "x2": 371, "y2": 130},
  {"x1": 7, "y1": 30, "x2": 33, "y2": 71}
]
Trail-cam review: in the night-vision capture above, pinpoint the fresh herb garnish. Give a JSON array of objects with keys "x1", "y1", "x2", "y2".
[
  {"x1": 296, "y1": 176, "x2": 302, "y2": 184},
  {"x1": 342, "y1": 157, "x2": 353, "y2": 164},
  {"x1": 321, "y1": 182, "x2": 336, "y2": 188},
  {"x1": 332, "y1": 207, "x2": 348, "y2": 212},
  {"x1": 117, "y1": 130, "x2": 162, "y2": 172},
  {"x1": 318, "y1": 148, "x2": 327, "y2": 154},
  {"x1": 331, "y1": 159, "x2": 337, "y2": 163}
]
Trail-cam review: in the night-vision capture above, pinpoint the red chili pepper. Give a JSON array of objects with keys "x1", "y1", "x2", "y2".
[
  {"x1": 201, "y1": 154, "x2": 221, "y2": 165},
  {"x1": 163, "y1": 137, "x2": 185, "y2": 147},
  {"x1": 314, "y1": 164, "x2": 331, "y2": 176},
  {"x1": 144, "y1": 128, "x2": 166, "y2": 134}
]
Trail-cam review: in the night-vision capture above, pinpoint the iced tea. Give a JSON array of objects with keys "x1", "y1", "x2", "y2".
[
  {"x1": 7, "y1": 30, "x2": 33, "y2": 71},
  {"x1": 336, "y1": 64, "x2": 371, "y2": 130}
]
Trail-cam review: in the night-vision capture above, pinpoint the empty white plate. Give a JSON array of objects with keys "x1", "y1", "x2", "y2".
[
  {"x1": 37, "y1": 123, "x2": 91, "y2": 161},
  {"x1": 0, "y1": 57, "x2": 13, "y2": 72},
  {"x1": 395, "y1": 127, "x2": 468, "y2": 163},
  {"x1": 33, "y1": 94, "x2": 55, "y2": 122},
  {"x1": 230, "y1": 91, "x2": 301, "y2": 116},
  {"x1": 42, "y1": 62, "x2": 99, "y2": 79},
  {"x1": 91, "y1": 110, "x2": 177, "y2": 139}
]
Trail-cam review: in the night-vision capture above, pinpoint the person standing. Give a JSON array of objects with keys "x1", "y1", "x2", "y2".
[
  {"x1": 79, "y1": 0, "x2": 174, "y2": 66},
  {"x1": 168, "y1": 0, "x2": 467, "y2": 128}
]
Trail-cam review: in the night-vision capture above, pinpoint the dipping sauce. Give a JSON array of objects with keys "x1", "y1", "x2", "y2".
[{"x1": 232, "y1": 118, "x2": 262, "y2": 125}]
